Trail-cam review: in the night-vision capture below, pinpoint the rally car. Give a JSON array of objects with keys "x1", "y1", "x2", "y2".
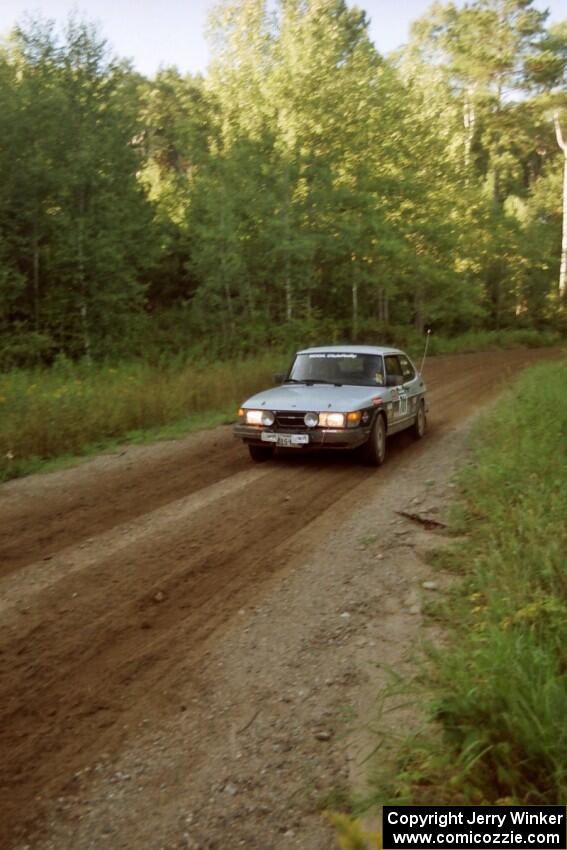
[{"x1": 233, "y1": 345, "x2": 427, "y2": 465}]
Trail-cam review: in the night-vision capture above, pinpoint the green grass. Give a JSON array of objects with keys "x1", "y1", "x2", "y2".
[
  {"x1": 424, "y1": 328, "x2": 561, "y2": 355},
  {"x1": 3, "y1": 408, "x2": 237, "y2": 480},
  {"x1": 0, "y1": 353, "x2": 285, "y2": 481},
  {"x1": 361, "y1": 326, "x2": 561, "y2": 360},
  {"x1": 367, "y1": 359, "x2": 567, "y2": 805}
]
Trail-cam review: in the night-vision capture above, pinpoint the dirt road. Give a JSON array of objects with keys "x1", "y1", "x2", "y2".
[{"x1": 0, "y1": 348, "x2": 561, "y2": 850}]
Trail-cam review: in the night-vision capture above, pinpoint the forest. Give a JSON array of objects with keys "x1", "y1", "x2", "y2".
[{"x1": 0, "y1": 0, "x2": 566, "y2": 368}]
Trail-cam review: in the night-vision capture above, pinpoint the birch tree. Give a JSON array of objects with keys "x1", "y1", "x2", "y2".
[{"x1": 553, "y1": 112, "x2": 567, "y2": 299}]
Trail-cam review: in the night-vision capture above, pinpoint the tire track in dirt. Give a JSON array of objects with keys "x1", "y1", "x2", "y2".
[
  {"x1": 0, "y1": 430, "x2": 249, "y2": 577},
  {"x1": 0, "y1": 346, "x2": 563, "y2": 846},
  {"x1": 0, "y1": 461, "x2": 371, "y2": 844}
]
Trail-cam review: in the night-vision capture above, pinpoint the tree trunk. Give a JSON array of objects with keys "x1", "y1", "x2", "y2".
[
  {"x1": 284, "y1": 164, "x2": 293, "y2": 321},
  {"x1": 494, "y1": 290, "x2": 501, "y2": 330},
  {"x1": 285, "y1": 274, "x2": 293, "y2": 321},
  {"x1": 493, "y1": 167, "x2": 501, "y2": 206},
  {"x1": 378, "y1": 288, "x2": 390, "y2": 324},
  {"x1": 77, "y1": 197, "x2": 91, "y2": 361},
  {"x1": 223, "y1": 278, "x2": 234, "y2": 329},
  {"x1": 378, "y1": 288, "x2": 384, "y2": 322},
  {"x1": 32, "y1": 216, "x2": 40, "y2": 332},
  {"x1": 554, "y1": 113, "x2": 567, "y2": 300},
  {"x1": 414, "y1": 289, "x2": 424, "y2": 334},
  {"x1": 219, "y1": 204, "x2": 235, "y2": 332},
  {"x1": 463, "y1": 86, "x2": 476, "y2": 179},
  {"x1": 352, "y1": 279, "x2": 358, "y2": 339},
  {"x1": 245, "y1": 277, "x2": 255, "y2": 319},
  {"x1": 560, "y1": 152, "x2": 567, "y2": 300},
  {"x1": 80, "y1": 301, "x2": 91, "y2": 362}
]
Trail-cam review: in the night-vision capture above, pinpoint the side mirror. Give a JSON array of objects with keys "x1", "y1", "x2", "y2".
[{"x1": 273, "y1": 372, "x2": 286, "y2": 385}]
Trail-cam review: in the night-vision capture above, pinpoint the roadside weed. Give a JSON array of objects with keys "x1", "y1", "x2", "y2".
[
  {"x1": 0, "y1": 354, "x2": 283, "y2": 480},
  {"x1": 327, "y1": 812, "x2": 381, "y2": 850},
  {"x1": 366, "y1": 359, "x2": 567, "y2": 804}
]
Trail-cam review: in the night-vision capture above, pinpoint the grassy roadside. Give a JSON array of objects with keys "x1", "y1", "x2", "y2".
[
  {"x1": 424, "y1": 328, "x2": 560, "y2": 355},
  {"x1": 367, "y1": 358, "x2": 567, "y2": 807},
  {"x1": 0, "y1": 329, "x2": 562, "y2": 483},
  {"x1": 0, "y1": 354, "x2": 283, "y2": 482}
]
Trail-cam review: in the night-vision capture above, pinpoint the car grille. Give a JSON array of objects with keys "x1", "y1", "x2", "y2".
[{"x1": 275, "y1": 411, "x2": 308, "y2": 431}]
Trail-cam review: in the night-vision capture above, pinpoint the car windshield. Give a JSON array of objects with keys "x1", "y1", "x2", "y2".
[{"x1": 287, "y1": 352, "x2": 385, "y2": 387}]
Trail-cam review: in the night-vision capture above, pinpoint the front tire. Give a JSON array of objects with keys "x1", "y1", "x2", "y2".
[
  {"x1": 412, "y1": 401, "x2": 426, "y2": 439},
  {"x1": 362, "y1": 413, "x2": 387, "y2": 466},
  {"x1": 248, "y1": 444, "x2": 274, "y2": 463}
]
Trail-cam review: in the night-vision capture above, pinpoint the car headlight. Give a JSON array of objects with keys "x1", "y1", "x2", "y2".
[
  {"x1": 304, "y1": 412, "x2": 319, "y2": 428},
  {"x1": 319, "y1": 412, "x2": 345, "y2": 428},
  {"x1": 261, "y1": 410, "x2": 275, "y2": 426},
  {"x1": 245, "y1": 409, "x2": 264, "y2": 425}
]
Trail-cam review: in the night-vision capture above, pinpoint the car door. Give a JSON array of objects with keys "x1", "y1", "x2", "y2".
[
  {"x1": 397, "y1": 352, "x2": 423, "y2": 427},
  {"x1": 383, "y1": 354, "x2": 406, "y2": 431}
]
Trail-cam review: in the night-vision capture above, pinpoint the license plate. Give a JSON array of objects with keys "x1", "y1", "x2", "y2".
[{"x1": 261, "y1": 432, "x2": 309, "y2": 447}]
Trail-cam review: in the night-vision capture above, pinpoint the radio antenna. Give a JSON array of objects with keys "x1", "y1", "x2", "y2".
[{"x1": 420, "y1": 329, "x2": 431, "y2": 375}]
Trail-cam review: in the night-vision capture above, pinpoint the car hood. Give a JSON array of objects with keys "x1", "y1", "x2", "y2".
[{"x1": 243, "y1": 383, "x2": 384, "y2": 412}]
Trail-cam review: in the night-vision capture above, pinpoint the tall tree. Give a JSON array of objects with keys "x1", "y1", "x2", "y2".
[
  {"x1": 408, "y1": 0, "x2": 549, "y2": 194},
  {"x1": 553, "y1": 111, "x2": 567, "y2": 299},
  {"x1": 0, "y1": 17, "x2": 156, "y2": 361},
  {"x1": 138, "y1": 68, "x2": 213, "y2": 307}
]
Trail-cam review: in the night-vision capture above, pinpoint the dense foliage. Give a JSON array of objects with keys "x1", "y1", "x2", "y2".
[{"x1": 0, "y1": 1, "x2": 566, "y2": 367}]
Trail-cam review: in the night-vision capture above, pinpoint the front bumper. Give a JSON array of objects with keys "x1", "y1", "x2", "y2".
[{"x1": 233, "y1": 423, "x2": 371, "y2": 450}]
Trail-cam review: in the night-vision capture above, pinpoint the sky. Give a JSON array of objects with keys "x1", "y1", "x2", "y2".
[{"x1": 0, "y1": 0, "x2": 566, "y2": 77}]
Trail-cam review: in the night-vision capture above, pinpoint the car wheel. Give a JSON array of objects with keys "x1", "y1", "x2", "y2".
[
  {"x1": 412, "y1": 400, "x2": 426, "y2": 439},
  {"x1": 248, "y1": 444, "x2": 274, "y2": 463},
  {"x1": 363, "y1": 413, "x2": 387, "y2": 466}
]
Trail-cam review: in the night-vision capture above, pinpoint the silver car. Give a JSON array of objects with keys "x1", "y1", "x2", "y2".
[{"x1": 234, "y1": 345, "x2": 428, "y2": 465}]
